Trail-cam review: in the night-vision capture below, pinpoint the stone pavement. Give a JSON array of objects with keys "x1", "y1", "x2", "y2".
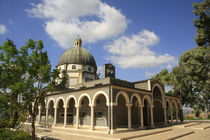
[{"x1": 24, "y1": 122, "x2": 210, "y2": 140}]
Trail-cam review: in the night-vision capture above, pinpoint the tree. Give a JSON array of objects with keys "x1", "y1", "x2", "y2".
[
  {"x1": 177, "y1": 46, "x2": 210, "y2": 117},
  {"x1": 154, "y1": 0, "x2": 210, "y2": 117},
  {"x1": 153, "y1": 69, "x2": 173, "y2": 86},
  {"x1": 193, "y1": 0, "x2": 210, "y2": 46},
  {"x1": 0, "y1": 39, "x2": 58, "y2": 140}
]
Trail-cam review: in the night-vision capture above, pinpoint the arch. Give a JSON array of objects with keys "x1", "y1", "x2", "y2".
[
  {"x1": 130, "y1": 93, "x2": 142, "y2": 105},
  {"x1": 47, "y1": 98, "x2": 55, "y2": 108},
  {"x1": 152, "y1": 84, "x2": 166, "y2": 105},
  {"x1": 165, "y1": 98, "x2": 172, "y2": 109},
  {"x1": 177, "y1": 101, "x2": 182, "y2": 109},
  {"x1": 115, "y1": 91, "x2": 130, "y2": 105},
  {"x1": 171, "y1": 100, "x2": 178, "y2": 108},
  {"x1": 78, "y1": 93, "x2": 91, "y2": 106},
  {"x1": 142, "y1": 95, "x2": 152, "y2": 107},
  {"x1": 55, "y1": 97, "x2": 65, "y2": 108},
  {"x1": 92, "y1": 91, "x2": 109, "y2": 106},
  {"x1": 66, "y1": 95, "x2": 77, "y2": 107}
]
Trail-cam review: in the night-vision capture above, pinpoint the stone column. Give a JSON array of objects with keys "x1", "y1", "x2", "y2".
[
  {"x1": 110, "y1": 103, "x2": 117, "y2": 134},
  {"x1": 163, "y1": 106, "x2": 167, "y2": 125},
  {"x1": 90, "y1": 105, "x2": 95, "y2": 130},
  {"x1": 64, "y1": 106, "x2": 68, "y2": 127},
  {"x1": 139, "y1": 105, "x2": 144, "y2": 128},
  {"x1": 37, "y1": 105, "x2": 41, "y2": 124},
  {"x1": 170, "y1": 109, "x2": 173, "y2": 123},
  {"x1": 126, "y1": 104, "x2": 132, "y2": 129},
  {"x1": 176, "y1": 107, "x2": 178, "y2": 123},
  {"x1": 45, "y1": 107, "x2": 49, "y2": 123},
  {"x1": 75, "y1": 105, "x2": 80, "y2": 129},
  {"x1": 150, "y1": 106, "x2": 154, "y2": 128},
  {"x1": 53, "y1": 106, "x2": 57, "y2": 126}
]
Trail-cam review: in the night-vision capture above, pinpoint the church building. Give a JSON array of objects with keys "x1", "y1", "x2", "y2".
[{"x1": 36, "y1": 38, "x2": 183, "y2": 134}]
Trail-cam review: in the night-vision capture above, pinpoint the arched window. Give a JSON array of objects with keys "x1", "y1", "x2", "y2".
[
  {"x1": 88, "y1": 66, "x2": 91, "y2": 72},
  {"x1": 72, "y1": 65, "x2": 76, "y2": 69}
]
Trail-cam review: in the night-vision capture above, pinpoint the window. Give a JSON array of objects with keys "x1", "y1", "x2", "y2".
[
  {"x1": 69, "y1": 77, "x2": 78, "y2": 86},
  {"x1": 85, "y1": 78, "x2": 93, "y2": 82},
  {"x1": 72, "y1": 65, "x2": 76, "y2": 69},
  {"x1": 95, "y1": 112, "x2": 103, "y2": 118},
  {"x1": 88, "y1": 66, "x2": 91, "y2": 72}
]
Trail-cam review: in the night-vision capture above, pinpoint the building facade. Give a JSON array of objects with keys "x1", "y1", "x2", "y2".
[{"x1": 36, "y1": 38, "x2": 183, "y2": 134}]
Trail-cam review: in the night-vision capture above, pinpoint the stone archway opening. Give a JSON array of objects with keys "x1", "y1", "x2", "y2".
[
  {"x1": 94, "y1": 94, "x2": 108, "y2": 127},
  {"x1": 67, "y1": 98, "x2": 76, "y2": 126},
  {"x1": 166, "y1": 100, "x2": 171, "y2": 124},
  {"x1": 143, "y1": 99, "x2": 150, "y2": 126},
  {"x1": 116, "y1": 94, "x2": 128, "y2": 128},
  {"x1": 131, "y1": 96, "x2": 140, "y2": 128},
  {"x1": 171, "y1": 101, "x2": 177, "y2": 123},
  {"x1": 48, "y1": 100, "x2": 54, "y2": 124},
  {"x1": 79, "y1": 96, "x2": 91, "y2": 127},
  {"x1": 177, "y1": 102, "x2": 183, "y2": 122},
  {"x1": 153, "y1": 86, "x2": 164, "y2": 125},
  {"x1": 57, "y1": 99, "x2": 64, "y2": 124}
]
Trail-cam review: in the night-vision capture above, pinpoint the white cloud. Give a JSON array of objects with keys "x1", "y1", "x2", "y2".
[
  {"x1": 97, "y1": 66, "x2": 104, "y2": 78},
  {"x1": 0, "y1": 25, "x2": 6, "y2": 34},
  {"x1": 145, "y1": 71, "x2": 154, "y2": 78},
  {"x1": 27, "y1": 0, "x2": 127, "y2": 49},
  {"x1": 105, "y1": 30, "x2": 175, "y2": 68}
]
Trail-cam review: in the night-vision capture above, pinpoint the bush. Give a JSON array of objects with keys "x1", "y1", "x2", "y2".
[{"x1": 0, "y1": 128, "x2": 31, "y2": 140}]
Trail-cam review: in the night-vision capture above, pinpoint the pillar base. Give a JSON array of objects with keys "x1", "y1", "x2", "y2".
[
  {"x1": 128, "y1": 127, "x2": 133, "y2": 131},
  {"x1": 139, "y1": 126, "x2": 145, "y2": 129},
  {"x1": 109, "y1": 129, "x2": 116, "y2": 134},
  {"x1": 151, "y1": 125, "x2": 155, "y2": 128}
]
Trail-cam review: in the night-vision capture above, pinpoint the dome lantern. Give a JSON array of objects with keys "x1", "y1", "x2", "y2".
[{"x1": 74, "y1": 37, "x2": 82, "y2": 47}]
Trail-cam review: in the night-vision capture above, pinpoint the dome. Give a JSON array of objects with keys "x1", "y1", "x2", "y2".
[{"x1": 58, "y1": 38, "x2": 97, "y2": 67}]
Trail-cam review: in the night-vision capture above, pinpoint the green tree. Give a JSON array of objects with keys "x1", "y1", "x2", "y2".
[
  {"x1": 0, "y1": 39, "x2": 58, "y2": 140},
  {"x1": 193, "y1": 0, "x2": 210, "y2": 46},
  {"x1": 154, "y1": 69, "x2": 173, "y2": 86},
  {"x1": 155, "y1": 0, "x2": 210, "y2": 117},
  {"x1": 178, "y1": 46, "x2": 210, "y2": 117}
]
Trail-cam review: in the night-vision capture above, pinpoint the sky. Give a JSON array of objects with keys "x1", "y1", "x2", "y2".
[{"x1": 0, "y1": 0, "x2": 202, "y2": 82}]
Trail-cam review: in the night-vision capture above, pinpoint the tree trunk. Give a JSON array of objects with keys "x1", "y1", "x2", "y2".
[
  {"x1": 205, "y1": 104, "x2": 209, "y2": 119},
  {"x1": 31, "y1": 115, "x2": 36, "y2": 140}
]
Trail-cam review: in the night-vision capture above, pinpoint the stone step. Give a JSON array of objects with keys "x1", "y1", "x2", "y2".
[
  {"x1": 43, "y1": 126, "x2": 173, "y2": 140},
  {"x1": 129, "y1": 128, "x2": 194, "y2": 140},
  {"x1": 118, "y1": 128, "x2": 172, "y2": 140},
  {"x1": 173, "y1": 122, "x2": 200, "y2": 128},
  {"x1": 188, "y1": 123, "x2": 210, "y2": 130}
]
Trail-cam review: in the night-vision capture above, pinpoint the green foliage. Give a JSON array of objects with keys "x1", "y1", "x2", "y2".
[
  {"x1": 154, "y1": 69, "x2": 174, "y2": 86},
  {"x1": 153, "y1": 1, "x2": 210, "y2": 111},
  {"x1": 0, "y1": 129, "x2": 31, "y2": 140},
  {"x1": 0, "y1": 39, "x2": 60, "y2": 139},
  {"x1": 193, "y1": 0, "x2": 210, "y2": 46}
]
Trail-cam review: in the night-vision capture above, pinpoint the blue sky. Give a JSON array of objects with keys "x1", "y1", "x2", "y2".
[{"x1": 0, "y1": 0, "x2": 202, "y2": 82}]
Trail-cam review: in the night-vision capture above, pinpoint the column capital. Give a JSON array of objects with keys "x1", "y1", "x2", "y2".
[
  {"x1": 63, "y1": 105, "x2": 69, "y2": 109},
  {"x1": 53, "y1": 106, "x2": 58, "y2": 109},
  {"x1": 89, "y1": 104, "x2": 96, "y2": 107},
  {"x1": 38, "y1": 106, "x2": 42, "y2": 110},
  {"x1": 150, "y1": 105, "x2": 154, "y2": 108},
  {"x1": 75, "y1": 105, "x2": 81, "y2": 108},
  {"x1": 162, "y1": 105, "x2": 167, "y2": 109},
  {"x1": 138, "y1": 105, "x2": 144, "y2": 108},
  {"x1": 125, "y1": 104, "x2": 133, "y2": 107},
  {"x1": 110, "y1": 102, "x2": 117, "y2": 106}
]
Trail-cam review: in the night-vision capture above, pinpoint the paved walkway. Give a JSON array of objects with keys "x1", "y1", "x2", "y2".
[{"x1": 23, "y1": 122, "x2": 210, "y2": 140}]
